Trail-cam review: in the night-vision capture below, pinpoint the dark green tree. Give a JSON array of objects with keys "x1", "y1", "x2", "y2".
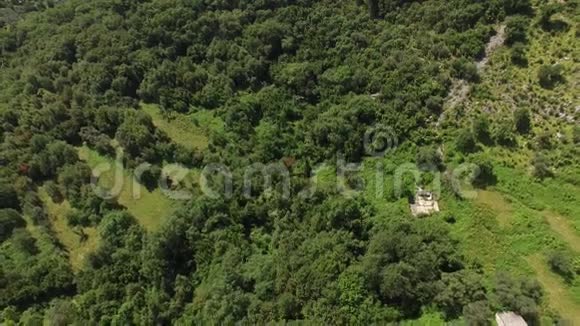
[
  {"x1": 514, "y1": 108, "x2": 531, "y2": 134},
  {"x1": 0, "y1": 208, "x2": 25, "y2": 241},
  {"x1": 505, "y1": 16, "x2": 529, "y2": 45},
  {"x1": 547, "y1": 250, "x2": 575, "y2": 282},
  {"x1": 456, "y1": 129, "x2": 478, "y2": 153},
  {"x1": 510, "y1": 43, "x2": 527, "y2": 66},
  {"x1": 538, "y1": 64, "x2": 564, "y2": 89},
  {"x1": 472, "y1": 115, "x2": 491, "y2": 144},
  {"x1": 0, "y1": 183, "x2": 19, "y2": 210},
  {"x1": 531, "y1": 154, "x2": 553, "y2": 180},
  {"x1": 367, "y1": 0, "x2": 379, "y2": 19},
  {"x1": 492, "y1": 120, "x2": 517, "y2": 146},
  {"x1": 416, "y1": 147, "x2": 444, "y2": 171}
]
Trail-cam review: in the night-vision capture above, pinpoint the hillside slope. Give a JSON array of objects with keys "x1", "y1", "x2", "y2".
[{"x1": 0, "y1": 0, "x2": 578, "y2": 324}]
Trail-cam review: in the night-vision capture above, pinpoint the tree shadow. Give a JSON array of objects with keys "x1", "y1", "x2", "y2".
[{"x1": 542, "y1": 19, "x2": 570, "y2": 33}]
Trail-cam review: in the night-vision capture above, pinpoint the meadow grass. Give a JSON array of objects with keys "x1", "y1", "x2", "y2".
[
  {"x1": 78, "y1": 146, "x2": 176, "y2": 232},
  {"x1": 37, "y1": 186, "x2": 99, "y2": 272},
  {"x1": 527, "y1": 255, "x2": 580, "y2": 323},
  {"x1": 141, "y1": 103, "x2": 224, "y2": 151},
  {"x1": 357, "y1": 148, "x2": 580, "y2": 319}
]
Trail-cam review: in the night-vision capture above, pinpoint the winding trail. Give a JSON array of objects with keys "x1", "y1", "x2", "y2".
[
  {"x1": 437, "y1": 24, "x2": 506, "y2": 126},
  {"x1": 527, "y1": 255, "x2": 580, "y2": 323},
  {"x1": 476, "y1": 25, "x2": 506, "y2": 71}
]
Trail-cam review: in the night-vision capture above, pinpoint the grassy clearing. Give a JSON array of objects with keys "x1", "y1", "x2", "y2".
[
  {"x1": 474, "y1": 190, "x2": 515, "y2": 228},
  {"x1": 78, "y1": 146, "x2": 176, "y2": 232},
  {"x1": 38, "y1": 187, "x2": 99, "y2": 272},
  {"x1": 141, "y1": 103, "x2": 223, "y2": 151},
  {"x1": 358, "y1": 149, "x2": 580, "y2": 319},
  {"x1": 494, "y1": 167, "x2": 580, "y2": 230},
  {"x1": 527, "y1": 255, "x2": 580, "y2": 323},
  {"x1": 461, "y1": 184, "x2": 580, "y2": 316}
]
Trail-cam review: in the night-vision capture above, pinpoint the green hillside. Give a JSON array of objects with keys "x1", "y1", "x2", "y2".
[{"x1": 0, "y1": 0, "x2": 578, "y2": 324}]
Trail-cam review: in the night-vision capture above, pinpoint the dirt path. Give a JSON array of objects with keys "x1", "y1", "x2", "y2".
[
  {"x1": 543, "y1": 211, "x2": 580, "y2": 252},
  {"x1": 475, "y1": 190, "x2": 580, "y2": 251},
  {"x1": 527, "y1": 255, "x2": 580, "y2": 323},
  {"x1": 437, "y1": 24, "x2": 506, "y2": 126},
  {"x1": 476, "y1": 24, "x2": 506, "y2": 71},
  {"x1": 474, "y1": 190, "x2": 514, "y2": 227},
  {"x1": 472, "y1": 189, "x2": 580, "y2": 321},
  {"x1": 38, "y1": 187, "x2": 99, "y2": 272}
]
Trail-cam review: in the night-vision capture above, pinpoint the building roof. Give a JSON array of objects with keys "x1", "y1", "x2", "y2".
[
  {"x1": 410, "y1": 188, "x2": 439, "y2": 217},
  {"x1": 495, "y1": 312, "x2": 527, "y2": 326}
]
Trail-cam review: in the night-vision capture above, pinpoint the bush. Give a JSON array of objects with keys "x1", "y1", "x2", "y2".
[
  {"x1": 94, "y1": 136, "x2": 115, "y2": 156},
  {"x1": 139, "y1": 165, "x2": 162, "y2": 191},
  {"x1": 0, "y1": 208, "x2": 25, "y2": 242},
  {"x1": 506, "y1": 16, "x2": 530, "y2": 45},
  {"x1": 12, "y1": 229, "x2": 39, "y2": 255},
  {"x1": 535, "y1": 131, "x2": 552, "y2": 150},
  {"x1": 514, "y1": 108, "x2": 531, "y2": 134},
  {"x1": 45, "y1": 181, "x2": 63, "y2": 203},
  {"x1": 531, "y1": 154, "x2": 552, "y2": 179},
  {"x1": 463, "y1": 301, "x2": 492, "y2": 326},
  {"x1": 510, "y1": 43, "x2": 527, "y2": 66},
  {"x1": 539, "y1": 4, "x2": 568, "y2": 32},
  {"x1": 452, "y1": 59, "x2": 479, "y2": 82},
  {"x1": 469, "y1": 153, "x2": 497, "y2": 188},
  {"x1": 416, "y1": 147, "x2": 444, "y2": 171},
  {"x1": 573, "y1": 126, "x2": 580, "y2": 144},
  {"x1": 472, "y1": 115, "x2": 491, "y2": 144},
  {"x1": 492, "y1": 120, "x2": 517, "y2": 146},
  {"x1": 503, "y1": 0, "x2": 532, "y2": 15},
  {"x1": 538, "y1": 64, "x2": 564, "y2": 89},
  {"x1": 0, "y1": 183, "x2": 20, "y2": 210},
  {"x1": 548, "y1": 250, "x2": 575, "y2": 282},
  {"x1": 456, "y1": 129, "x2": 478, "y2": 153},
  {"x1": 66, "y1": 210, "x2": 91, "y2": 228},
  {"x1": 495, "y1": 273, "x2": 543, "y2": 324}
]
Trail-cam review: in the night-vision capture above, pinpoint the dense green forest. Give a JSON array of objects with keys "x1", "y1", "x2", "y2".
[{"x1": 0, "y1": 0, "x2": 578, "y2": 324}]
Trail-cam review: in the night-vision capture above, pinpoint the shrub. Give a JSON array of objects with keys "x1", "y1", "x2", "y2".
[
  {"x1": 514, "y1": 108, "x2": 531, "y2": 134},
  {"x1": 139, "y1": 165, "x2": 162, "y2": 191},
  {"x1": 506, "y1": 16, "x2": 530, "y2": 45},
  {"x1": 12, "y1": 229, "x2": 39, "y2": 255},
  {"x1": 573, "y1": 125, "x2": 580, "y2": 144},
  {"x1": 503, "y1": 0, "x2": 532, "y2": 15},
  {"x1": 469, "y1": 153, "x2": 497, "y2": 187},
  {"x1": 452, "y1": 59, "x2": 479, "y2": 82},
  {"x1": 531, "y1": 154, "x2": 552, "y2": 179},
  {"x1": 495, "y1": 273, "x2": 543, "y2": 324},
  {"x1": 463, "y1": 301, "x2": 492, "y2": 326},
  {"x1": 548, "y1": 250, "x2": 575, "y2": 282},
  {"x1": 456, "y1": 129, "x2": 478, "y2": 153},
  {"x1": 472, "y1": 115, "x2": 491, "y2": 144},
  {"x1": 535, "y1": 131, "x2": 552, "y2": 150},
  {"x1": 45, "y1": 181, "x2": 63, "y2": 203},
  {"x1": 0, "y1": 208, "x2": 25, "y2": 242},
  {"x1": 538, "y1": 64, "x2": 564, "y2": 89},
  {"x1": 416, "y1": 147, "x2": 444, "y2": 171},
  {"x1": 492, "y1": 120, "x2": 517, "y2": 146},
  {"x1": 510, "y1": 43, "x2": 527, "y2": 66},
  {"x1": 0, "y1": 183, "x2": 20, "y2": 210}
]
